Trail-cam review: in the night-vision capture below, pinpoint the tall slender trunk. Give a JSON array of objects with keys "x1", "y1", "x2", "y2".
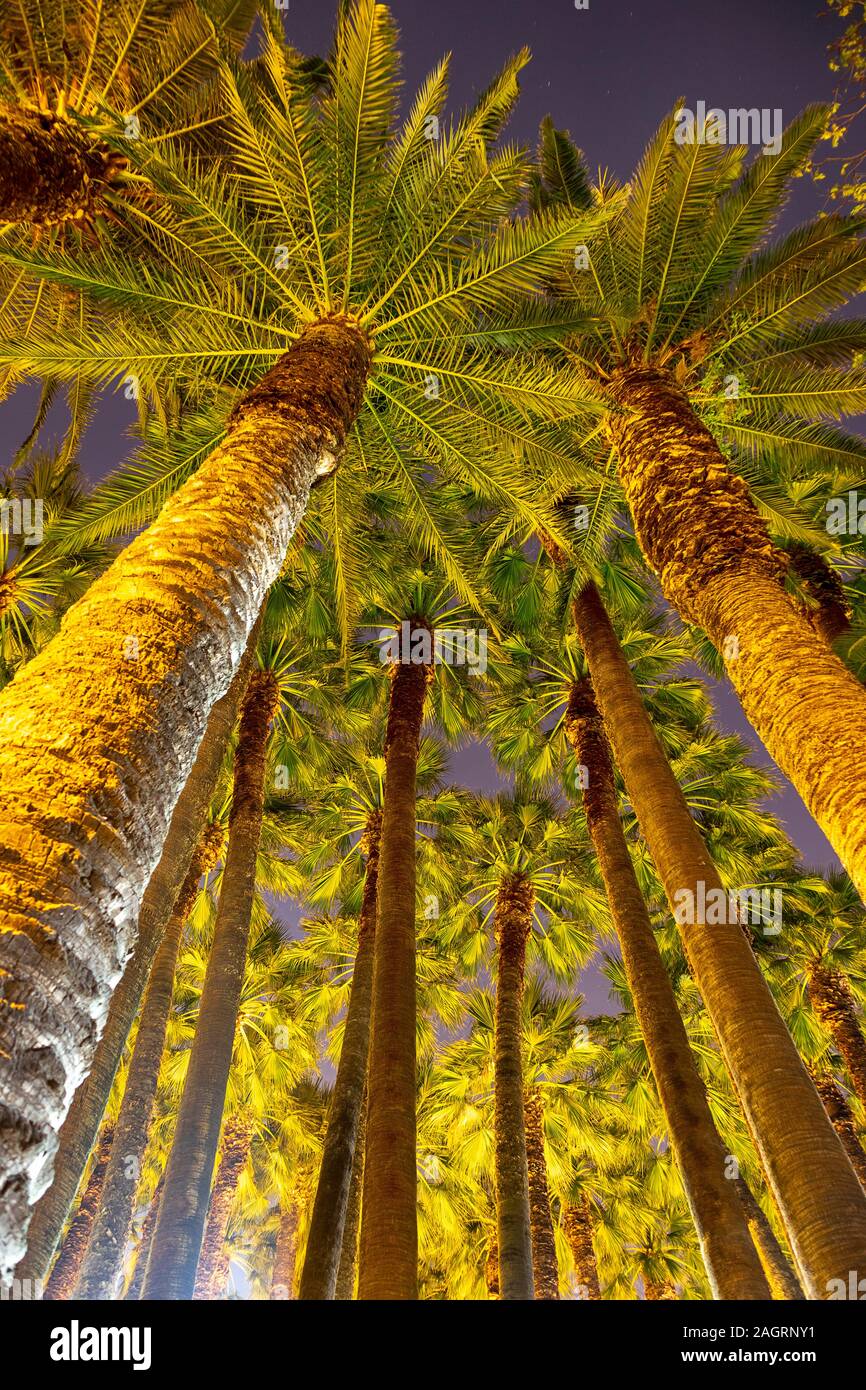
[
  {"x1": 358, "y1": 632, "x2": 432, "y2": 1301},
  {"x1": 0, "y1": 105, "x2": 121, "y2": 226},
  {"x1": 608, "y1": 363, "x2": 866, "y2": 906},
  {"x1": 734, "y1": 1178, "x2": 805, "y2": 1301},
  {"x1": 809, "y1": 1065, "x2": 866, "y2": 1190},
  {"x1": 272, "y1": 1196, "x2": 300, "y2": 1300},
  {"x1": 300, "y1": 813, "x2": 381, "y2": 1299},
  {"x1": 0, "y1": 318, "x2": 370, "y2": 1277},
  {"x1": 523, "y1": 1087, "x2": 559, "y2": 1299},
  {"x1": 564, "y1": 675, "x2": 770, "y2": 1299},
  {"x1": 43, "y1": 1123, "x2": 114, "y2": 1300},
  {"x1": 142, "y1": 669, "x2": 280, "y2": 1300},
  {"x1": 124, "y1": 1177, "x2": 163, "y2": 1301},
  {"x1": 807, "y1": 962, "x2": 866, "y2": 1107},
  {"x1": 193, "y1": 1114, "x2": 253, "y2": 1300},
  {"x1": 334, "y1": 1097, "x2": 366, "y2": 1301},
  {"x1": 75, "y1": 823, "x2": 224, "y2": 1299},
  {"x1": 12, "y1": 636, "x2": 257, "y2": 1288},
  {"x1": 563, "y1": 1198, "x2": 601, "y2": 1300},
  {"x1": 570, "y1": 577, "x2": 866, "y2": 1299},
  {"x1": 485, "y1": 1234, "x2": 500, "y2": 1298},
  {"x1": 493, "y1": 873, "x2": 535, "y2": 1302}
]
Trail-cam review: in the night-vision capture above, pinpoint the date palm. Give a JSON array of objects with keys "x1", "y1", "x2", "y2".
[{"x1": 0, "y1": 6, "x2": 606, "y2": 1273}]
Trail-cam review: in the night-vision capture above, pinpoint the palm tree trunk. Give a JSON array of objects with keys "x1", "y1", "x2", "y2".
[
  {"x1": 0, "y1": 317, "x2": 370, "y2": 1278},
  {"x1": 734, "y1": 1178, "x2": 805, "y2": 1301},
  {"x1": 644, "y1": 1278, "x2": 676, "y2": 1300},
  {"x1": 43, "y1": 1123, "x2": 113, "y2": 1300},
  {"x1": 300, "y1": 813, "x2": 381, "y2": 1299},
  {"x1": 807, "y1": 963, "x2": 866, "y2": 1107},
  {"x1": 192, "y1": 1115, "x2": 253, "y2": 1300},
  {"x1": 358, "y1": 634, "x2": 432, "y2": 1301},
  {"x1": 0, "y1": 105, "x2": 120, "y2": 226},
  {"x1": 570, "y1": 577, "x2": 866, "y2": 1299},
  {"x1": 142, "y1": 669, "x2": 280, "y2": 1300},
  {"x1": 563, "y1": 1198, "x2": 601, "y2": 1300},
  {"x1": 485, "y1": 1234, "x2": 500, "y2": 1298},
  {"x1": 124, "y1": 1176, "x2": 163, "y2": 1300},
  {"x1": 334, "y1": 1098, "x2": 366, "y2": 1301},
  {"x1": 809, "y1": 1065, "x2": 866, "y2": 1189},
  {"x1": 12, "y1": 637, "x2": 257, "y2": 1288},
  {"x1": 564, "y1": 675, "x2": 770, "y2": 1299},
  {"x1": 75, "y1": 822, "x2": 224, "y2": 1299},
  {"x1": 523, "y1": 1087, "x2": 559, "y2": 1299},
  {"x1": 608, "y1": 363, "x2": 866, "y2": 905},
  {"x1": 272, "y1": 1196, "x2": 300, "y2": 1300},
  {"x1": 493, "y1": 873, "x2": 535, "y2": 1302}
]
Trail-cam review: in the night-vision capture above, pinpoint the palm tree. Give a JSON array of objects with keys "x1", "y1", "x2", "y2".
[
  {"x1": 0, "y1": 0, "x2": 257, "y2": 226},
  {"x1": 535, "y1": 109, "x2": 866, "y2": 903},
  {"x1": 0, "y1": 6, "x2": 603, "y2": 1272},
  {"x1": 42, "y1": 1122, "x2": 114, "y2": 1300},
  {"x1": 523, "y1": 1087, "x2": 560, "y2": 1299}
]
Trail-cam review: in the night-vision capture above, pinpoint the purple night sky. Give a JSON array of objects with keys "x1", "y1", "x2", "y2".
[{"x1": 1, "y1": 1, "x2": 853, "y2": 1005}]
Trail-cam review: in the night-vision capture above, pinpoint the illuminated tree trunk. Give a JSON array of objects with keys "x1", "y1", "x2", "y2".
[
  {"x1": 358, "y1": 632, "x2": 432, "y2": 1301},
  {"x1": 809, "y1": 1065, "x2": 866, "y2": 1190},
  {"x1": 807, "y1": 962, "x2": 866, "y2": 1107},
  {"x1": 563, "y1": 1198, "x2": 601, "y2": 1300},
  {"x1": 493, "y1": 874, "x2": 535, "y2": 1302},
  {"x1": 43, "y1": 1123, "x2": 113, "y2": 1300},
  {"x1": 334, "y1": 1099, "x2": 365, "y2": 1301},
  {"x1": 571, "y1": 577, "x2": 866, "y2": 1299},
  {"x1": 523, "y1": 1088, "x2": 559, "y2": 1299},
  {"x1": 124, "y1": 1176, "x2": 163, "y2": 1301},
  {"x1": 12, "y1": 637, "x2": 257, "y2": 1287},
  {"x1": 193, "y1": 1115, "x2": 253, "y2": 1300},
  {"x1": 0, "y1": 318, "x2": 369, "y2": 1277},
  {"x1": 75, "y1": 824, "x2": 224, "y2": 1299},
  {"x1": 142, "y1": 670, "x2": 280, "y2": 1300},
  {"x1": 301, "y1": 813, "x2": 381, "y2": 1299},
  {"x1": 272, "y1": 1195, "x2": 300, "y2": 1300},
  {"x1": 735, "y1": 1179, "x2": 805, "y2": 1301},
  {"x1": 564, "y1": 675, "x2": 770, "y2": 1299},
  {"x1": 608, "y1": 363, "x2": 866, "y2": 906}
]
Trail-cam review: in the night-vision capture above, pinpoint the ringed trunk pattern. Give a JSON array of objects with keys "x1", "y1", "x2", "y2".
[
  {"x1": 608, "y1": 363, "x2": 866, "y2": 906},
  {"x1": 0, "y1": 317, "x2": 369, "y2": 1277},
  {"x1": 300, "y1": 813, "x2": 381, "y2": 1300},
  {"x1": 564, "y1": 675, "x2": 770, "y2": 1299},
  {"x1": 272, "y1": 1195, "x2": 300, "y2": 1300},
  {"x1": 735, "y1": 1178, "x2": 805, "y2": 1301},
  {"x1": 493, "y1": 873, "x2": 535, "y2": 1302},
  {"x1": 0, "y1": 104, "x2": 123, "y2": 226},
  {"x1": 571, "y1": 578, "x2": 866, "y2": 1299},
  {"x1": 563, "y1": 1198, "x2": 601, "y2": 1300},
  {"x1": 43, "y1": 1123, "x2": 114, "y2": 1300},
  {"x1": 12, "y1": 634, "x2": 256, "y2": 1288},
  {"x1": 142, "y1": 669, "x2": 280, "y2": 1300},
  {"x1": 192, "y1": 1115, "x2": 253, "y2": 1300},
  {"x1": 523, "y1": 1088, "x2": 559, "y2": 1299},
  {"x1": 807, "y1": 962, "x2": 866, "y2": 1108},
  {"x1": 358, "y1": 631, "x2": 432, "y2": 1301},
  {"x1": 334, "y1": 1098, "x2": 366, "y2": 1301},
  {"x1": 809, "y1": 1065, "x2": 866, "y2": 1191}
]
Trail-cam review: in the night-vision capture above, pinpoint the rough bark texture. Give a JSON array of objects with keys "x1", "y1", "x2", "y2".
[
  {"x1": 142, "y1": 670, "x2": 280, "y2": 1300},
  {"x1": 808, "y1": 963, "x2": 866, "y2": 1108},
  {"x1": 564, "y1": 675, "x2": 769, "y2": 1299},
  {"x1": 493, "y1": 874, "x2": 535, "y2": 1302},
  {"x1": 571, "y1": 577, "x2": 866, "y2": 1299},
  {"x1": 75, "y1": 822, "x2": 224, "y2": 1300},
  {"x1": 523, "y1": 1088, "x2": 559, "y2": 1299},
  {"x1": 786, "y1": 544, "x2": 851, "y2": 646},
  {"x1": 810, "y1": 1065, "x2": 866, "y2": 1190},
  {"x1": 735, "y1": 1178, "x2": 805, "y2": 1301},
  {"x1": 644, "y1": 1279, "x2": 676, "y2": 1301},
  {"x1": 484, "y1": 1235, "x2": 500, "y2": 1298},
  {"x1": 608, "y1": 363, "x2": 866, "y2": 910},
  {"x1": 300, "y1": 814, "x2": 381, "y2": 1299},
  {"x1": 0, "y1": 316, "x2": 370, "y2": 1277},
  {"x1": 563, "y1": 1198, "x2": 601, "y2": 1300},
  {"x1": 12, "y1": 634, "x2": 257, "y2": 1288},
  {"x1": 358, "y1": 633, "x2": 432, "y2": 1301},
  {"x1": 271, "y1": 1196, "x2": 300, "y2": 1300},
  {"x1": 124, "y1": 1177, "x2": 163, "y2": 1301},
  {"x1": 0, "y1": 104, "x2": 122, "y2": 226},
  {"x1": 192, "y1": 1114, "x2": 252, "y2": 1300},
  {"x1": 334, "y1": 1098, "x2": 366, "y2": 1301},
  {"x1": 43, "y1": 1123, "x2": 113, "y2": 1300}
]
